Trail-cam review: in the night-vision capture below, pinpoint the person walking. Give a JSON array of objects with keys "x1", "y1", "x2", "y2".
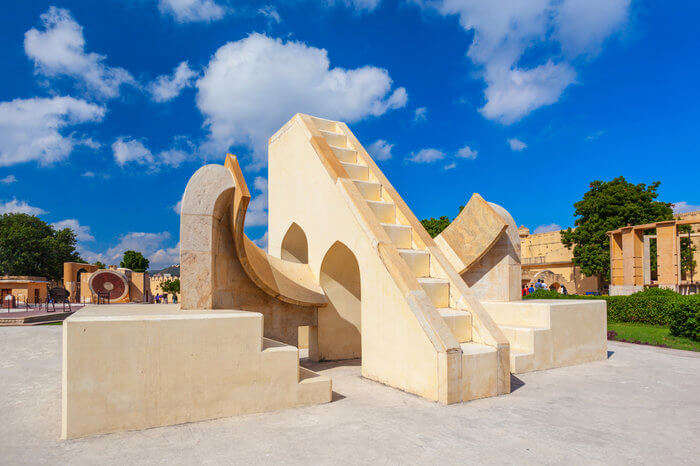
[{"x1": 561, "y1": 285, "x2": 568, "y2": 295}]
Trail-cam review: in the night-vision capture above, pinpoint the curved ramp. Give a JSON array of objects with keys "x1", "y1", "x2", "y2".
[
  {"x1": 225, "y1": 155, "x2": 327, "y2": 308},
  {"x1": 435, "y1": 193, "x2": 509, "y2": 274}
]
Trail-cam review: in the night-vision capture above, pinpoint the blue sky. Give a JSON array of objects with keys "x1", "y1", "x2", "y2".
[{"x1": 1, "y1": 0, "x2": 698, "y2": 269}]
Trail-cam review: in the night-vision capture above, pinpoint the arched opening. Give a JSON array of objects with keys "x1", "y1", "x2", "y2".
[
  {"x1": 280, "y1": 223, "x2": 308, "y2": 264},
  {"x1": 75, "y1": 268, "x2": 87, "y2": 302},
  {"x1": 318, "y1": 241, "x2": 361, "y2": 360}
]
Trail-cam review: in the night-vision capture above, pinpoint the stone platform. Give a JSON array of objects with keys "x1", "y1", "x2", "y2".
[{"x1": 62, "y1": 304, "x2": 331, "y2": 439}]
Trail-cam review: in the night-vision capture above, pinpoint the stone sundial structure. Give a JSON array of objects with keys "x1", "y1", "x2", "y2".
[{"x1": 61, "y1": 113, "x2": 606, "y2": 439}]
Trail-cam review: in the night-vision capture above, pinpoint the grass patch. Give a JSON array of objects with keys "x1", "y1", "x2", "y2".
[{"x1": 608, "y1": 322, "x2": 700, "y2": 352}]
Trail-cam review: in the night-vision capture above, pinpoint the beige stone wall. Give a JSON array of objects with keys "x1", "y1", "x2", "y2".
[
  {"x1": 150, "y1": 275, "x2": 180, "y2": 302},
  {"x1": 267, "y1": 119, "x2": 447, "y2": 400},
  {"x1": 519, "y1": 230, "x2": 599, "y2": 294}
]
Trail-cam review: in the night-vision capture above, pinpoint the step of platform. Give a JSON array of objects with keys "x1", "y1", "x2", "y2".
[
  {"x1": 460, "y1": 342, "x2": 499, "y2": 401},
  {"x1": 321, "y1": 130, "x2": 348, "y2": 148},
  {"x1": 330, "y1": 145, "x2": 357, "y2": 163},
  {"x1": 340, "y1": 161, "x2": 369, "y2": 181},
  {"x1": 438, "y1": 308, "x2": 471, "y2": 343},
  {"x1": 417, "y1": 277, "x2": 450, "y2": 308},
  {"x1": 397, "y1": 248, "x2": 430, "y2": 277},
  {"x1": 353, "y1": 180, "x2": 381, "y2": 201},
  {"x1": 367, "y1": 200, "x2": 396, "y2": 223},
  {"x1": 381, "y1": 223, "x2": 412, "y2": 248}
]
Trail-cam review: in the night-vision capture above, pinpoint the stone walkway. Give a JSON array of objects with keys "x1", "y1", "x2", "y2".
[{"x1": 1, "y1": 325, "x2": 698, "y2": 465}]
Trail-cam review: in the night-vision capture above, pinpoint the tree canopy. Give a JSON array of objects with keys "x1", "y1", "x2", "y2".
[
  {"x1": 0, "y1": 213, "x2": 83, "y2": 280},
  {"x1": 561, "y1": 176, "x2": 673, "y2": 281},
  {"x1": 160, "y1": 278, "x2": 180, "y2": 294},
  {"x1": 120, "y1": 250, "x2": 149, "y2": 273},
  {"x1": 420, "y1": 205, "x2": 465, "y2": 238}
]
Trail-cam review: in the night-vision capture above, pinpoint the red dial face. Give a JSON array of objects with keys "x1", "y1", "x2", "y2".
[{"x1": 91, "y1": 271, "x2": 127, "y2": 299}]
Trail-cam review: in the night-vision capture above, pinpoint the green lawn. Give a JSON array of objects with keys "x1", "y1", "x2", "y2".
[{"x1": 608, "y1": 322, "x2": 700, "y2": 352}]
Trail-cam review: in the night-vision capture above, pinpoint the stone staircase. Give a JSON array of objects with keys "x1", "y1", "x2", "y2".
[{"x1": 314, "y1": 117, "x2": 499, "y2": 399}]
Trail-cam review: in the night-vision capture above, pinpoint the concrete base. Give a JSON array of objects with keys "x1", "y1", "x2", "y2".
[
  {"x1": 62, "y1": 304, "x2": 331, "y2": 439},
  {"x1": 481, "y1": 299, "x2": 607, "y2": 373}
]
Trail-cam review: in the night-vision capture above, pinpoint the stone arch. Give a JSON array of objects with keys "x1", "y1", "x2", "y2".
[
  {"x1": 280, "y1": 222, "x2": 309, "y2": 264},
  {"x1": 317, "y1": 241, "x2": 362, "y2": 360}
]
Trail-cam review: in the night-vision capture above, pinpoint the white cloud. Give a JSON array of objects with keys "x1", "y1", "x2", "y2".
[
  {"x1": 480, "y1": 61, "x2": 576, "y2": 124},
  {"x1": 408, "y1": 148, "x2": 445, "y2": 163},
  {"x1": 51, "y1": 218, "x2": 94, "y2": 241},
  {"x1": 173, "y1": 199, "x2": 182, "y2": 214},
  {"x1": 586, "y1": 130, "x2": 605, "y2": 141},
  {"x1": 508, "y1": 138, "x2": 527, "y2": 151},
  {"x1": 24, "y1": 7, "x2": 135, "y2": 98},
  {"x1": 112, "y1": 136, "x2": 193, "y2": 168},
  {"x1": 443, "y1": 162, "x2": 456, "y2": 170},
  {"x1": 420, "y1": 0, "x2": 630, "y2": 123},
  {"x1": 112, "y1": 138, "x2": 154, "y2": 166},
  {"x1": 149, "y1": 241, "x2": 181, "y2": 270},
  {"x1": 253, "y1": 231, "x2": 268, "y2": 249},
  {"x1": 148, "y1": 61, "x2": 198, "y2": 103},
  {"x1": 456, "y1": 145, "x2": 477, "y2": 159},
  {"x1": 1, "y1": 175, "x2": 17, "y2": 184},
  {"x1": 246, "y1": 176, "x2": 268, "y2": 227},
  {"x1": 413, "y1": 107, "x2": 427, "y2": 122},
  {"x1": 0, "y1": 199, "x2": 46, "y2": 215},
  {"x1": 101, "y1": 231, "x2": 178, "y2": 269},
  {"x1": 158, "y1": 0, "x2": 227, "y2": 23},
  {"x1": 258, "y1": 5, "x2": 281, "y2": 24},
  {"x1": 82, "y1": 171, "x2": 95, "y2": 177},
  {"x1": 673, "y1": 202, "x2": 700, "y2": 215},
  {"x1": 196, "y1": 33, "x2": 407, "y2": 167},
  {"x1": 329, "y1": 0, "x2": 381, "y2": 12},
  {"x1": 367, "y1": 139, "x2": 393, "y2": 161},
  {"x1": 533, "y1": 223, "x2": 561, "y2": 234},
  {"x1": 555, "y1": 0, "x2": 631, "y2": 57},
  {"x1": 0, "y1": 96, "x2": 105, "y2": 167}
]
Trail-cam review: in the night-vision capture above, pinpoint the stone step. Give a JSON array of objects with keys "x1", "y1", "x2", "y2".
[
  {"x1": 460, "y1": 342, "x2": 499, "y2": 401},
  {"x1": 312, "y1": 118, "x2": 339, "y2": 133},
  {"x1": 510, "y1": 349, "x2": 535, "y2": 374},
  {"x1": 438, "y1": 308, "x2": 471, "y2": 343},
  {"x1": 340, "y1": 161, "x2": 369, "y2": 181},
  {"x1": 320, "y1": 130, "x2": 348, "y2": 148},
  {"x1": 330, "y1": 145, "x2": 357, "y2": 163},
  {"x1": 398, "y1": 248, "x2": 430, "y2": 277},
  {"x1": 417, "y1": 277, "x2": 450, "y2": 308},
  {"x1": 367, "y1": 200, "x2": 395, "y2": 223},
  {"x1": 499, "y1": 325, "x2": 549, "y2": 352},
  {"x1": 353, "y1": 180, "x2": 381, "y2": 201},
  {"x1": 381, "y1": 223, "x2": 412, "y2": 249}
]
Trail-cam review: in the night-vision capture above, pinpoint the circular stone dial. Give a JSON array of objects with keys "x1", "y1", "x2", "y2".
[{"x1": 89, "y1": 270, "x2": 128, "y2": 301}]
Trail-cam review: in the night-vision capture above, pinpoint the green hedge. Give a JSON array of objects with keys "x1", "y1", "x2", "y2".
[
  {"x1": 669, "y1": 295, "x2": 700, "y2": 341},
  {"x1": 525, "y1": 288, "x2": 700, "y2": 329}
]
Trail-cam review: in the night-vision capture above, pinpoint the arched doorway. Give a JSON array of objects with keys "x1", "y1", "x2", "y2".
[
  {"x1": 75, "y1": 268, "x2": 87, "y2": 302},
  {"x1": 280, "y1": 223, "x2": 308, "y2": 264},
  {"x1": 318, "y1": 241, "x2": 361, "y2": 360}
]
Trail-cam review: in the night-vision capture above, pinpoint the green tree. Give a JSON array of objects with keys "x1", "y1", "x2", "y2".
[
  {"x1": 160, "y1": 278, "x2": 180, "y2": 294},
  {"x1": 561, "y1": 177, "x2": 673, "y2": 282},
  {"x1": 93, "y1": 261, "x2": 106, "y2": 269},
  {"x1": 120, "y1": 250, "x2": 149, "y2": 272},
  {"x1": 0, "y1": 213, "x2": 82, "y2": 280},
  {"x1": 420, "y1": 205, "x2": 465, "y2": 238},
  {"x1": 420, "y1": 216, "x2": 451, "y2": 238}
]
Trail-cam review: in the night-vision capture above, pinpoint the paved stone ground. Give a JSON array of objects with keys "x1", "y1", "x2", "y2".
[{"x1": 1, "y1": 325, "x2": 698, "y2": 465}]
